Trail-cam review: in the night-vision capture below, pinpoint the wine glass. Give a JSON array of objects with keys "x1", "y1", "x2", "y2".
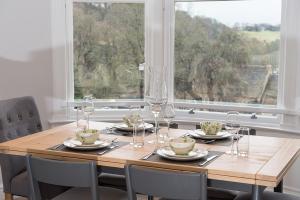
[
  {"x1": 82, "y1": 96, "x2": 95, "y2": 130},
  {"x1": 162, "y1": 103, "x2": 176, "y2": 142},
  {"x1": 144, "y1": 65, "x2": 168, "y2": 146},
  {"x1": 225, "y1": 111, "x2": 240, "y2": 155},
  {"x1": 74, "y1": 103, "x2": 82, "y2": 128}
]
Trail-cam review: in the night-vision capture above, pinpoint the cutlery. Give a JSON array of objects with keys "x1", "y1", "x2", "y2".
[
  {"x1": 51, "y1": 143, "x2": 64, "y2": 150},
  {"x1": 51, "y1": 137, "x2": 72, "y2": 150},
  {"x1": 98, "y1": 144, "x2": 119, "y2": 155},
  {"x1": 198, "y1": 155, "x2": 219, "y2": 166},
  {"x1": 200, "y1": 139, "x2": 216, "y2": 144},
  {"x1": 103, "y1": 138, "x2": 118, "y2": 143},
  {"x1": 142, "y1": 150, "x2": 156, "y2": 160}
]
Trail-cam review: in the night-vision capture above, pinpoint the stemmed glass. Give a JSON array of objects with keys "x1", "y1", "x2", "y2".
[
  {"x1": 82, "y1": 96, "x2": 95, "y2": 130},
  {"x1": 162, "y1": 103, "x2": 176, "y2": 142},
  {"x1": 144, "y1": 65, "x2": 168, "y2": 146},
  {"x1": 225, "y1": 111, "x2": 240, "y2": 155},
  {"x1": 74, "y1": 103, "x2": 82, "y2": 128}
]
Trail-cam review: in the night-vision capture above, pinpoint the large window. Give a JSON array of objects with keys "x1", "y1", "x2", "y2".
[
  {"x1": 174, "y1": 0, "x2": 281, "y2": 106},
  {"x1": 63, "y1": 0, "x2": 300, "y2": 130},
  {"x1": 73, "y1": 2, "x2": 145, "y2": 100}
]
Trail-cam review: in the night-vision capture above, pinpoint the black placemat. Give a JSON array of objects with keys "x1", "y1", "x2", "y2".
[
  {"x1": 195, "y1": 138, "x2": 233, "y2": 146},
  {"x1": 144, "y1": 151, "x2": 224, "y2": 167},
  {"x1": 48, "y1": 141, "x2": 129, "y2": 155},
  {"x1": 104, "y1": 128, "x2": 154, "y2": 137}
]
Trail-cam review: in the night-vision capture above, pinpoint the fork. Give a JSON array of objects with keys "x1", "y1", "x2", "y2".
[
  {"x1": 98, "y1": 144, "x2": 119, "y2": 155},
  {"x1": 142, "y1": 150, "x2": 156, "y2": 160}
]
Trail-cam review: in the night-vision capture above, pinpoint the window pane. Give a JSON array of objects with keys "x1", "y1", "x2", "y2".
[
  {"x1": 73, "y1": 2, "x2": 145, "y2": 99},
  {"x1": 175, "y1": 0, "x2": 281, "y2": 105}
]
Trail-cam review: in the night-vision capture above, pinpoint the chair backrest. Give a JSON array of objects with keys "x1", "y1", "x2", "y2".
[
  {"x1": 169, "y1": 123, "x2": 179, "y2": 129},
  {"x1": 125, "y1": 163, "x2": 207, "y2": 200},
  {"x1": 26, "y1": 155, "x2": 99, "y2": 200},
  {"x1": 0, "y1": 96, "x2": 42, "y2": 194},
  {"x1": 0, "y1": 96, "x2": 42, "y2": 142}
]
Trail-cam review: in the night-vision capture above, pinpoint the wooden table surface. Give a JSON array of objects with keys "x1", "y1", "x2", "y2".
[{"x1": 0, "y1": 121, "x2": 300, "y2": 188}]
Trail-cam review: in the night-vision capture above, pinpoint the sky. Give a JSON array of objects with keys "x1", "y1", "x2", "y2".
[{"x1": 176, "y1": 0, "x2": 282, "y2": 27}]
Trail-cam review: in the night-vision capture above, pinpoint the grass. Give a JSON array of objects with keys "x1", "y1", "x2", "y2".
[{"x1": 242, "y1": 31, "x2": 280, "y2": 42}]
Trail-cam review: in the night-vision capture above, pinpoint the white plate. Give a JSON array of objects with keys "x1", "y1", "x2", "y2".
[
  {"x1": 189, "y1": 130, "x2": 232, "y2": 140},
  {"x1": 63, "y1": 138, "x2": 112, "y2": 150},
  {"x1": 114, "y1": 123, "x2": 153, "y2": 132},
  {"x1": 156, "y1": 147, "x2": 208, "y2": 161}
]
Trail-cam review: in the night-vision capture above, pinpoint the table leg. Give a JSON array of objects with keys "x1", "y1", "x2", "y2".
[
  {"x1": 274, "y1": 180, "x2": 283, "y2": 193},
  {"x1": 251, "y1": 185, "x2": 265, "y2": 200}
]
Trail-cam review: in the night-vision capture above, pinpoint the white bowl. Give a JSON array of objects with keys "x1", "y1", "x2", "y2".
[
  {"x1": 169, "y1": 137, "x2": 196, "y2": 155},
  {"x1": 200, "y1": 121, "x2": 222, "y2": 135},
  {"x1": 76, "y1": 129, "x2": 100, "y2": 144}
]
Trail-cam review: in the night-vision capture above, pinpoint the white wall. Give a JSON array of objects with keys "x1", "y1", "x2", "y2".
[{"x1": 0, "y1": 0, "x2": 54, "y2": 129}]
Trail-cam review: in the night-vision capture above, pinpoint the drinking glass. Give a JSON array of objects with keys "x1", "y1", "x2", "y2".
[
  {"x1": 128, "y1": 105, "x2": 144, "y2": 147},
  {"x1": 238, "y1": 127, "x2": 250, "y2": 157},
  {"x1": 162, "y1": 103, "x2": 176, "y2": 142},
  {"x1": 144, "y1": 65, "x2": 168, "y2": 146},
  {"x1": 133, "y1": 115, "x2": 145, "y2": 148},
  {"x1": 82, "y1": 96, "x2": 95, "y2": 130},
  {"x1": 225, "y1": 111, "x2": 240, "y2": 155}
]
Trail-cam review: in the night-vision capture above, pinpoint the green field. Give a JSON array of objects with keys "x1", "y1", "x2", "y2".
[{"x1": 243, "y1": 31, "x2": 280, "y2": 42}]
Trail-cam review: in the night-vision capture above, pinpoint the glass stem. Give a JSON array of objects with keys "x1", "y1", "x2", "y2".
[
  {"x1": 231, "y1": 135, "x2": 235, "y2": 156},
  {"x1": 133, "y1": 125, "x2": 136, "y2": 145},
  {"x1": 87, "y1": 115, "x2": 90, "y2": 130},
  {"x1": 76, "y1": 108, "x2": 79, "y2": 128},
  {"x1": 154, "y1": 115, "x2": 158, "y2": 149},
  {"x1": 167, "y1": 121, "x2": 170, "y2": 138}
]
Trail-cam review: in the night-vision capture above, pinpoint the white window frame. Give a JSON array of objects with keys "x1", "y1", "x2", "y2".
[
  {"x1": 66, "y1": 0, "x2": 148, "y2": 117},
  {"x1": 164, "y1": 0, "x2": 287, "y2": 126},
  {"x1": 56, "y1": 0, "x2": 300, "y2": 133}
]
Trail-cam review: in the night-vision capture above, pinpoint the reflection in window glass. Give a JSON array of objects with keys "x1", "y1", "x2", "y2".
[
  {"x1": 73, "y1": 2, "x2": 145, "y2": 99},
  {"x1": 174, "y1": 0, "x2": 281, "y2": 105}
]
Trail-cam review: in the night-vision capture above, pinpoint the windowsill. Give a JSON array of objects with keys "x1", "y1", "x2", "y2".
[{"x1": 49, "y1": 114, "x2": 300, "y2": 135}]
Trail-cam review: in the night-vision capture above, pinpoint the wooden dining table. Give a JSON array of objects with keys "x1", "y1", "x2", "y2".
[{"x1": 0, "y1": 121, "x2": 300, "y2": 200}]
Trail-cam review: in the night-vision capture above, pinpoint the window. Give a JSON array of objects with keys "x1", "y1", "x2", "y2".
[
  {"x1": 174, "y1": 0, "x2": 281, "y2": 106},
  {"x1": 73, "y1": 2, "x2": 145, "y2": 100},
  {"x1": 61, "y1": 0, "x2": 300, "y2": 131}
]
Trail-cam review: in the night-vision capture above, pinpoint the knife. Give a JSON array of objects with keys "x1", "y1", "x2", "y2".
[
  {"x1": 51, "y1": 143, "x2": 64, "y2": 150},
  {"x1": 200, "y1": 139, "x2": 216, "y2": 144},
  {"x1": 199, "y1": 155, "x2": 219, "y2": 166}
]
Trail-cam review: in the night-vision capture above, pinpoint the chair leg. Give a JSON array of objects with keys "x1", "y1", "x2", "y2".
[
  {"x1": 4, "y1": 193, "x2": 13, "y2": 200},
  {"x1": 148, "y1": 196, "x2": 154, "y2": 200},
  {"x1": 274, "y1": 180, "x2": 283, "y2": 193}
]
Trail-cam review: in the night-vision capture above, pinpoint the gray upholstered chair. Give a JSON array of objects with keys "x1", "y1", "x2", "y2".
[
  {"x1": 0, "y1": 96, "x2": 43, "y2": 199},
  {"x1": 26, "y1": 155, "x2": 128, "y2": 200},
  {"x1": 99, "y1": 122, "x2": 179, "y2": 192},
  {"x1": 0, "y1": 96, "x2": 68, "y2": 200},
  {"x1": 125, "y1": 163, "x2": 207, "y2": 200},
  {"x1": 98, "y1": 172, "x2": 127, "y2": 191},
  {"x1": 234, "y1": 191, "x2": 300, "y2": 200}
]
